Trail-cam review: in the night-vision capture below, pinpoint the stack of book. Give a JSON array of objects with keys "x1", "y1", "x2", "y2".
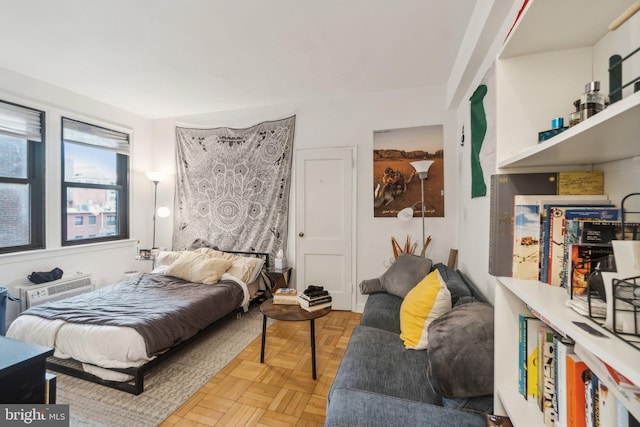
[
  {"x1": 273, "y1": 288, "x2": 298, "y2": 305},
  {"x1": 298, "y1": 285, "x2": 331, "y2": 312}
]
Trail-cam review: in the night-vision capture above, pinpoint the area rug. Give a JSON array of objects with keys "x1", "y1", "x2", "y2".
[{"x1": 56, "y1": 305, "x2": 271, "y2": 427}]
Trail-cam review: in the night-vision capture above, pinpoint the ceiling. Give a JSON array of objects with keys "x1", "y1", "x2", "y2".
[{"x1": 0, "y1": 1, "x2": 478, "y2": 119}]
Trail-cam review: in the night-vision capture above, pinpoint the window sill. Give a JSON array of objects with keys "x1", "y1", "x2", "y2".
[{"x1": 0, "y1": 239, "x2": 136, "y2": 266}]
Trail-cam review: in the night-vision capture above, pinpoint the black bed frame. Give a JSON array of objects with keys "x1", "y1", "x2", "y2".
[{"x1": 45, "y1": 250, "x2": 270, "y2": 395}]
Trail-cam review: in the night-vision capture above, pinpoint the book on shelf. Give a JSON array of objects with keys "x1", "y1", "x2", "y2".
[
  {"x1": 579, "y1": 221, "x2": 640, "y2": 244},
  {"x1": 545, "y1": 206, "x2": 617, "y2": 286},
  {"x1": 273, "y1": 288, "x2": 299, "y2": 305},
  {"x1": 575, "y1": 343, "x2": 640, "y2": 423},
  {"x1": 568, "y1": 244, "x2": 615, "y2": 298},
  {"x1": 540, "y1": 201, "x2": 613, "y2": 285},
  {"x1": 563, "y1": 220, "x2": 640, "y2": 290},
  {"x1": 555, "y1": 337, "x2": 575, "y2": 427},
  {"x1": 518, "y1": 315, "x2": 544, "y2": 400},
  {"x1": 617, "y1": 399, "x2": 640, "y2": 427},
  {"x1": 519, "y1": 314, "x2": 527, "y2": 397},
  {"x1": 513, "y1": 195, "x2": 544, "y2": 280},
  {"x1": 538, "y1": 326, "x2": 557, "y2": 425},
  {"x1": 512, "y1": 194, "x2": 609, "y2": 280},
  {"x1": 566, "y1": 353, "x2": 589, "y2": 427},
  {"x1": 604, "y1": 363, "x2": 640, "y2": 394},
  {"x1": 599, "y1": 378, "x2": 618, "y2": 427},
  {"x1": 588, "y1": 372, "x2": 599, "y2": 427},
  {"x1": 489, "y1": 171, "x2": 604, "y2": 277}
]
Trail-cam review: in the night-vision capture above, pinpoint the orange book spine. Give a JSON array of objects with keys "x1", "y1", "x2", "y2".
[{"x1": 566, "y1": 353, "x2": 588, "y2": 427}]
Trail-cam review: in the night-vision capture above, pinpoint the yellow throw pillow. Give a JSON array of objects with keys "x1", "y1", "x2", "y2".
[
  {"x1": 166, "y1": 251, "x2": 232, "y2": 284},
  {"x1": 400, "y1": 269, "x2": 452, "y2": 350}
]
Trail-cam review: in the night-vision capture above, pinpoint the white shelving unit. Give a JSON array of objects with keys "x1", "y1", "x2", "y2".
[
  {"x1": 498, "y1": 91, "x2": 640, "y2": 169},
  {"x1": 491, "y1": 0, "x2": 640, "y2": 424},
  {"x1": 495, "y1": 278, "x2": 640, "y2": 421}
]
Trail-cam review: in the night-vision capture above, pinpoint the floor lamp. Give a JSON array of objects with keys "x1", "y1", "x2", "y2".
[
  {"x1": 397, "y1": 160, "x2": 435, "y2": 256},
  {"x1": 146, "y1": 171, "x2": 168, "y2": 248}
]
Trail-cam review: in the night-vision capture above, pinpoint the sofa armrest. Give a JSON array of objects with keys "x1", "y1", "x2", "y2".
[
  {"x1": 359, "y1": 277, "x2": 383, "y2": 294},
  {"x1": 325, "y1": 388, "x2": 486, "y2": 427}
]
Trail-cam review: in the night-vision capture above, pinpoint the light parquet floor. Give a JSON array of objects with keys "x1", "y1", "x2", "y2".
[{"x1": 160, "y1": 309, "x2": 361, "y2": 427}]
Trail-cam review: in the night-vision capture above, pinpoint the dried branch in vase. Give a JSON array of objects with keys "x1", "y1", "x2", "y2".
[{"x1": 391, "y1": 235, "x2": 432, "y2": 259}]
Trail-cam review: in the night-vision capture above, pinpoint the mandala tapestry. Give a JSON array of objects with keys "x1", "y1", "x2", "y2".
[{"x1": 173, "y1": 116, "x2": 296, "y2": 266}]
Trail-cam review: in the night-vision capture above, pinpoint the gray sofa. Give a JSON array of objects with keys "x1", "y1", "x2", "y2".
[{"x1": 326, "y1": 255, "x2": 494, "y2": 427}]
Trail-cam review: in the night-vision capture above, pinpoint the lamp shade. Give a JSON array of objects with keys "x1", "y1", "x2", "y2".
[
  {"x1": 397, "y1": 207, "x2": 414, "y2": 221},
  {"x1": 146, "y1": 171, "x2": 166, "y2": 182},
  {"x1": 410, "y1": 160, "x2": 435, "y2": 179},
  {"x1": 157, "y1": 206, "x2": 171, "y2": 218}
]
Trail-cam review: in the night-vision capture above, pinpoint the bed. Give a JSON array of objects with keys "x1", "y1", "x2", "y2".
[{"x1": 6, "y1": 248, "x2": 269, "y2": 394}]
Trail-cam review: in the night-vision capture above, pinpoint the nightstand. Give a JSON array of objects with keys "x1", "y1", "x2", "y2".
[
  {"x1": 261, "y1": 267, "x2": 293, "y2": 296},
  {"x1": 0, "y1": 336, "x2": 54, "y2": 404}
]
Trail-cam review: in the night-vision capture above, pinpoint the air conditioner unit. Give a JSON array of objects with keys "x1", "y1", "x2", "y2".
[
  {"x1": 5, "y1": 273, "x2": 94, "y2": 328},
  {"x1": 28, "y1": 274, "x2": 94, "y2": 308}
]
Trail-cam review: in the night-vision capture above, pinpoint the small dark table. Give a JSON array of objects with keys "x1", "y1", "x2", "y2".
[
  {"x1": 259, "y1": 299, "x2": 330, "y2": 379},
  {"x1": 0, "y1": 336, "x2": 54, "y2": 404},
  {"x1": 260, "y1": 267, "x2": 293, "y2": 297}
]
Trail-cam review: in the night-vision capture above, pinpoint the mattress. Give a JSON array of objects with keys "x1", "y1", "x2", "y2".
[{"x1": 7, "y1": 272, "x2": 249, "y2": 380}]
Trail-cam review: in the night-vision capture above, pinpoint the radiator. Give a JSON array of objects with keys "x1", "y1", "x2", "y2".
[{"x1": 9, "y1": 273, "x2": 94, "y2": 312}]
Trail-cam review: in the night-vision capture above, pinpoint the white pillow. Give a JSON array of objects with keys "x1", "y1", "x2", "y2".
[
  {"x1": 247, "y1": 257, "x2": 265, "y2": 283},
  {"x1": 165, "y1": 251, "x2": 232, "y2": 284},
  {"x1": 151, "y1": 265, "x2": 170, "y2": 275},
  {"x1": 155, "y1": 251, "x2": 183, "y2": 267},
  {"x1": 189, "y1": 249, "x2": 265, "y2": 284}
]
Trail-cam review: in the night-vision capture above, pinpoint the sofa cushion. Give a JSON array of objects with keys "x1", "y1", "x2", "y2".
[
  {"x1": 433, "y1": 263, "x2": 473, "y2": 306},
  {"x1": 360, "y1": 292, "x2": 402, "y2": 333},
  {"x1": 325, "y1": 388, "x2": 486, "y2": 427},
  {"x1": 426, "y1": 302, "x2": 494, "y2": 398},
  {"x1": 441, "y1": 395, "x2": 494, "y2": 414},
  {"x1": 399, "y1": 270, "x2": 452, "y2": 350},
  {"x1": 328, "y1": 326, "x2": 441, "y2": 405},
  {"x1": 359, "y1": 254, "x2": 433, "y2": 299}
]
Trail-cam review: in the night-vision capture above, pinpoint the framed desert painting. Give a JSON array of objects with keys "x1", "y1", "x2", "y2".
[{"x1": 373, "y1": 125, "x2": 444, "y2": 218}]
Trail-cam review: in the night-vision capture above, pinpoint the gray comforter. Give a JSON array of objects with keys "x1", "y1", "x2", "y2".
[{"x1": 22, "y1": 273, "x2": 244, "y2": 356}]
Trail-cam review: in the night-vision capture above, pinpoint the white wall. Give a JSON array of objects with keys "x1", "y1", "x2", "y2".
[
  {"x1": 151, "y1": 86, "x2": 459, "y2": 311},
  {"x1": 0, "y1": 67, "x2": 155, "y2": 294}
]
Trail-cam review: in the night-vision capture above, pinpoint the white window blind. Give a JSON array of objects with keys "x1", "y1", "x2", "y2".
[
  {"x1": 0, "y1": 101, "x2": 43, "y2": 141},
  {"x1": 62, "y1": 117, "x2": 129, "y2": 155}
]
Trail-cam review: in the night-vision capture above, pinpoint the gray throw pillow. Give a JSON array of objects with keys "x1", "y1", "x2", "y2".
[
  {"x1": 359, "y1": 254, "x2": 433, "y2": 299},
  {"x1": 433, "y1": 263, "x2": 472, "y2": 306},
  {"x1": 426, "y1": 302, "x2": 494, "y2": 398}
]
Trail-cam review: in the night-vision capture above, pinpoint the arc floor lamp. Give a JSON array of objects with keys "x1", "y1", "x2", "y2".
[
  {"x1": 397, "y1": 160, "x2": 435, "y2": 256},
  {"x1": 146, "y1": 171, "x2": 170, "y2": 248}
]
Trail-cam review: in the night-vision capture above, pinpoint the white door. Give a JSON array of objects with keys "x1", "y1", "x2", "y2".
[{"x1": 295, "y1": 147, "x2": 355, "y2": 311}]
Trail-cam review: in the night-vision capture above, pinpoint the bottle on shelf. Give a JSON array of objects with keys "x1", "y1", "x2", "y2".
[
  {"x1": 569, "y1": 99, "x2": 581, "y2": 127},
  {"x1": 580, "y1": 81, "x2": 605, "y2": 121}
]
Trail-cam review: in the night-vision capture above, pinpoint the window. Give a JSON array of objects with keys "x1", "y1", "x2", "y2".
[
  {"x1": 0, "y1": 100, "x2": 45, "y2": 254},
  {"x1": 62, "y1": 118, "x2": 129, "y2": 245}
]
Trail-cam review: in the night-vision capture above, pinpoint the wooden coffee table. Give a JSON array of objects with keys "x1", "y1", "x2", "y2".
[{"x1": 259, "y1": 299, "x2": 331, "y2": 379}]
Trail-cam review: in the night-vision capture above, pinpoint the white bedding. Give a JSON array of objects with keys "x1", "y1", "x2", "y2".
[{"x1": 6, "y1": 272, "x2": 250, "y2": 381}]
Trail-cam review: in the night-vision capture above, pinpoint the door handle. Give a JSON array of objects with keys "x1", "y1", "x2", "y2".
[{"x1": 298, "y1": 232, "x2": 304, "y2": 237}]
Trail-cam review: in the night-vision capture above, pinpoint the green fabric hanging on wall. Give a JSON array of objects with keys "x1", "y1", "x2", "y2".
[{"x1": 469, "y1": 84, "x2": 488, "y2": 198}]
